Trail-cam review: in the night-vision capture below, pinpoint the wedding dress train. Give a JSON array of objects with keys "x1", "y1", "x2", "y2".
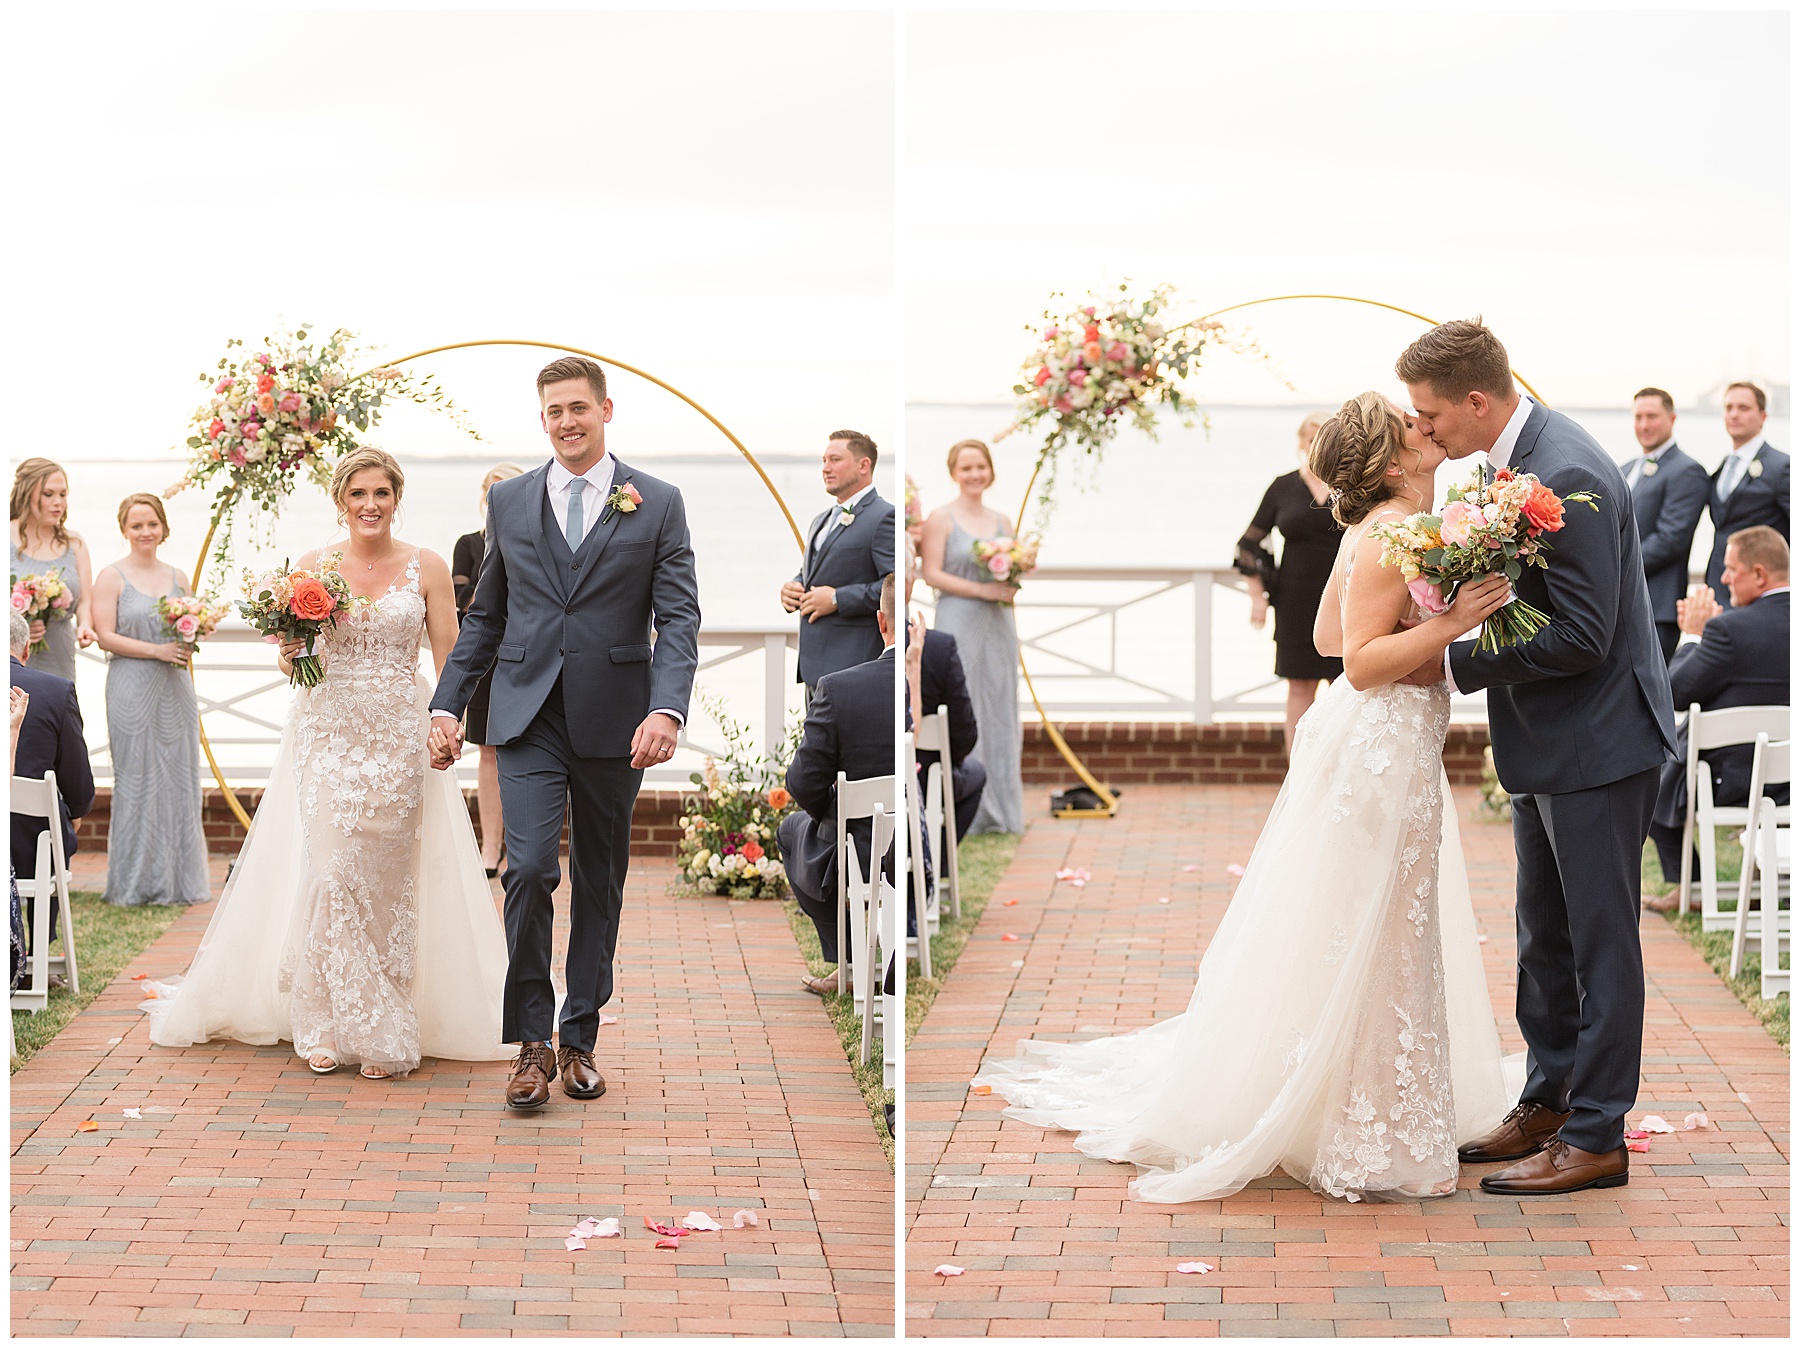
[
  {"x1": 974, "y1": 620, "x2": 1516, "y2": 1204},
  {"x1": 145, "y1": 553, "x2": 510, "y2": 1074}
]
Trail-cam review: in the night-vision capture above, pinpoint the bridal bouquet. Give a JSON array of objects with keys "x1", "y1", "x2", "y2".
[
  {"x1": 238, "y1": 555, "x2": 356, "y2": 687},
  {"x1": 1373, "y1": 466, "x2": 1598, "y2": 653},
  {"x1": 973, "y1": 534, "x2": 1040, "y2": 593},
  {"x1": 677, "y1": 695, "x2": 801, "y2": 900},
  {"x1": 155, "y1": 594, "x2": 232, "y2": 658},
  {"x1": 10, "y1": 572, "x2": 72, "y2": 654}
]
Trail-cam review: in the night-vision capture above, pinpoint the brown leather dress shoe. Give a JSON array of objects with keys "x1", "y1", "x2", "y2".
[
  {"x1": 1479, "y1": 1134, "x2": 1628, "y2": 1195},
  {"x1": 1457, "y1": 1101, "x2": 1572, "y2": 1163},
  {"x1": 505, "y1": 1041, "x2": 554, "y2": 1110},
  {"x1": 557, "y1": 1045, "x2": 605, "y2": 1099},
  {"x1": 801, "y1": 970, "x2": 841, "y2": 997}
]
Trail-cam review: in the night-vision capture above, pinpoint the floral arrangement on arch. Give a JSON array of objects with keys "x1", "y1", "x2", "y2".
[
  {"x1": 676, "y1": 693, "x2": 804, "y2": 900},
  {"x1": 999, "y1": 284, "x2": 1249, "y2": 519},
  {"x1": 169, "y1": 326, "x2": 472, "y2": 580}
]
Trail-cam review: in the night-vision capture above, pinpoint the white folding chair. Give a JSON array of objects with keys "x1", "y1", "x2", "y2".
[
  {"x1": 1731, "y1": 735, "x2": 1790, "y2": 983},
  {"x1": 11, "y1": 773, "x2": 80, "y2": 1012},
  {"x1": 835, "y1": 772, "x2": 895, "y2": 1021},
  {"x1": 861, "y1": 805, "x2": 896, "y2": 1068},
  {"x1": 1678, "y1": 704, "x2": 1789, "y2": 926},
  {"x1": 1751, "y1": 796, "x2": 1790, "y2": 999},
  {"x1": 902, "y1": 733, "x2": 935, "y2": 979},
  {"x1": 913, "y1": 705, "x2": 961, "y2": 920}
]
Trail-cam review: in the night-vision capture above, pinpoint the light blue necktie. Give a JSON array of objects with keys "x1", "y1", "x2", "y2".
[{"x1": 565, "y1": 478, "x2": 585, "y2": 549}]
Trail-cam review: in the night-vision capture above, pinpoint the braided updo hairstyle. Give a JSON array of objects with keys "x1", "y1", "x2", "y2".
[{"x1": 1308, "y1": 392, "x2": 1409, "y2": 526}]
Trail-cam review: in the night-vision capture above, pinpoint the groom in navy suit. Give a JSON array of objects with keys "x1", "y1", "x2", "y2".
[
  {"x1": 1400, "y1": 320, "x2": 1677, "y2": 1195},
  {"x1": 430, "y1": 356, "x2": 701, "y2": 1110}
]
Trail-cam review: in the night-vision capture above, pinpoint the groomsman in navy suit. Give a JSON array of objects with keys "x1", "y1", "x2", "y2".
[
  {"x1": 1622, "y1": 387, "x2": 1710, "y2": 662},
  {"x1": 1704, "y1": 382, "x2": 1789, "y2": 605},
  {"x1": 780, "y1": 430, "x2": 896, "y2": 698}
]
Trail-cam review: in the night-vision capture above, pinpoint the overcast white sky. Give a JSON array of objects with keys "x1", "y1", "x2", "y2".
[
  {"x1": 2, "y1": 9, "x2": 896, "y2": 470},
  {"x1": 905, "y1": 8, "x2": 1790, "y2": 409}
]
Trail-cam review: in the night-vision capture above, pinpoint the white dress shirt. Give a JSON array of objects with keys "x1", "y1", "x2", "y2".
[
  {"x1": 811, "y1": 482, "x2": 876, "y2": 553},
  {"x1": 433, "y1": 452, "x2": 684, "y2": 729},
  {"x1": 1443, "y1": 395, "x2": 1536, "y2": 692},
  {"x1": 1624, "y1": 438, "x2": 1674, "y2": 490},
  {"x1": 547, "y1": 453, "x2": 616, "y2": 549},
  {"x1": 1715, "y1": 434, "x2": 1767, "y2": 500}
]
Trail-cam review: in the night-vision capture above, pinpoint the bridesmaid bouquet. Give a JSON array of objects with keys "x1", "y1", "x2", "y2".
[
  {"x1": 1372, "y1": 466, "x2": 1598, "y2": 653},
  {"x1": 237, "y1": 555, "x2": 356, "y2": 687},
  {"x1": 155, "y1": 595, "x2": 232, "y2": 658},
  {"x1": 972, "y1": 534, "x2": 1041, "y2": 597},
  {"x1": 9, "y1": 572, "x2": 72, "y2": 654}
]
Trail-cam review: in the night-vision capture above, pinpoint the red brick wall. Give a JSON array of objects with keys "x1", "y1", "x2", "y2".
[
  {"x1": 74, "y1": 788, "x2": 689, "y2": 858},
  {"x1": 1020, "y1": 721, "x2": 1491, "y2": 787}
]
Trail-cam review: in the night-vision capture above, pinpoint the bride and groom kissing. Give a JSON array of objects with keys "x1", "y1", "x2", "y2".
[
  {"x1": 149, "y1": 356, "x2": 701, "y2": 1111},
  {"x1": 978, "y1": 319, "x2": 1678, "y2": 1201}
]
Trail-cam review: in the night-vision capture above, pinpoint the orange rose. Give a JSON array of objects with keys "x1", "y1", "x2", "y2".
[
  {"x1": 288, "y1": 576, "x2": 336, "y2": 621},
  {"x1": 1522, "y1": 483, "x2": 1565, "y2": 533},
  {"x1": 742, "y1": 839, "x2": 765, "y2": 863},
  {"x1": 767, "y1": 787, "x2": 791, "y2": 810}
]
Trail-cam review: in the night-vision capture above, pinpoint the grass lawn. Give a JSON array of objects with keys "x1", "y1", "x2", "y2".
[
  {"x1": 11, "y1": 890, "x2": 187, "y2": 1073},
  {"x1": 1641, "y1": 834, "x2": 1788, "y2": 1049},
  {"x1": 905, "y1": 832, "x2": 1020, "y2": 1047},
  {"x1": 783, "y1": 900, "x2": 894, "y2": 1167}
]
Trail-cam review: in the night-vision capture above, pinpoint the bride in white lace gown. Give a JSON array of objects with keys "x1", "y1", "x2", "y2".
[
  {"x1": 975, "y1": 393, "x2": 1521, "y2": 1203},
  {"x1": 146, "y1": 449, "x2": 509, "y2": 1078}
]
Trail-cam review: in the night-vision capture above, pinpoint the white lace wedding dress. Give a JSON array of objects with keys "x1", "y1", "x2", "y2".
[
  {"x1": 973, "y1": 517, "x2": 1518, "y2": 1203},
  {"x1": 145, "y1": 551, "x2": 510, "y2": 1075}
]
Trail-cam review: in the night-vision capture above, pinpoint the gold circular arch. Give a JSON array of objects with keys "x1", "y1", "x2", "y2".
[
  {"x1": 192, "y1": 338, "x2": 804, "y2": 827},
  {"x1": 1011, "y1": 293, "x2": 1550, "y2": 816}
]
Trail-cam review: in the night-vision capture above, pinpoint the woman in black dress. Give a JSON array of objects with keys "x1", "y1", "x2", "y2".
[
  {"x1": 1235, "y1": 412, "x2": 1343, "y2": 754},
  {"x1": 452, "y1": 463, "x2": 523, "y2": 877}
]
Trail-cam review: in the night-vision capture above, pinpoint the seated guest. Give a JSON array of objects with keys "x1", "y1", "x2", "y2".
[
  {"x1": 1623, "y1": 387, "x2": 1710, "y2": 662},
  {"x1": 779, "y1": 573, "x2": 897, "y2": 996},
  {"x1": 906, "y1": 545, "x2": 984, "y2": 840},
  {"x1": 9, "y1": 610, "x2": 95, "y2": 970},
  {"x1": 1704, "y1": 382, "x2": 1789, "y2": 604},
  {"x1": 1647, "y1": 526, "x2": 1790, "y2": 887}
]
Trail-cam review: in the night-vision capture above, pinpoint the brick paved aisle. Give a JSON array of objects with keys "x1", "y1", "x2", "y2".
[
  {"x1": 906, "y1": 785, "x2": 1788, "y2": 1337},
  {"x1": 12, "y1": 853, "x2": 893, "y2": 1337}
]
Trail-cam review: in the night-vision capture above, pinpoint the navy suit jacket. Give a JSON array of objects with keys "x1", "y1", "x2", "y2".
[
  {"x1": 431, "y1": 458, "x2": 701, "y2": 757},
  {"x1": 792, "y1": 490, "x2": 897, "y2": 685},
  {"x1": 1706, "y1": 442, "x2": 1790, "y2": 604},
  {"x1": 1652, "y1": 589, "x2": 1791, "y2": 826},
  {"x1": 918, "y1": 628, "x2": 978, "y2": 768},
  {"x1": 1448, "y1": 403, "x2": 1678, "y2": 795},
  {"x1": 1625, "y1": 444, "x2": 1709, "y2": 624},
  {"x1": 9, "y1": 658, "x2": 94, "y2": 875}
]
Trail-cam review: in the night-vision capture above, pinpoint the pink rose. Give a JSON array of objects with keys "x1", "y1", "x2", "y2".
[
  {"x1": 215, "y1": 376, "x2": 235, "y2": 393},
  {"x1": 1107, "y1": 342, "x2": 1128, "y2": 361},
  {"x1": 278, "y1": 391, "x2": 301, "y2": 413},
  {"x1": 1082, "y1": 306, "x2": 1096, "y2": 317},
  {"x1": 1033, "y1": 366, "x2": 1052, "y2": 387},
  {"x1": 1439, "y1": 500, "x2": 1477, "y2": 548},
  {"x1": 1068, "y1": 367, "x2": 1087, "y2": 386},
  {"x1": 623, "y1": 483, "x2": 643, "y2": 505},
  {"x1": 1043, "y1": 326, "x2": 1058, "y2": 340},
  {"x1": 175, "y1": 615, "x2": 199, "y2": 638},
  {"x1": 240, "y1": 421, "x2": 260, "y2": 438},
  {"x1": 10, "y1": 590, "x2": 28, "y2": 612},
  {"x1": 52, "y1": 592, "x2": 71, "y2": 609},
  {"x1": 1407, "y1": 577, "x2": 1449, "y2": 616},
  {"x1": 987, "y1": 553, "x2": 1012, "y2": 578}
]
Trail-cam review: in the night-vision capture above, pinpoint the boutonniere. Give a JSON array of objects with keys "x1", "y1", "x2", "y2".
[
  {"x1": 601, "y1": 481, "x2": 642, "y2": 523},
  {"x1": 1749, "y1": 458, "x2": 1764, "y2": 479},
  {"x1": 837, "y1": 504, "x2": 857, "y2": 528}
]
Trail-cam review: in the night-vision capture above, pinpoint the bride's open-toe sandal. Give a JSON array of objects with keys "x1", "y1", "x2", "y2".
[
  {"x1": 359, "y1": 1065, "x2": 393, "y2": 1080},
  {"x1": 306, "y1": 1053, "x2": 339, "y2": 1074}
]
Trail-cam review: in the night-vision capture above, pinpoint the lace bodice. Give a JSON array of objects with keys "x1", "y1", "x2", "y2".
[{"x1": 318, "y1": 551, "x2": 426, "y2": 686}]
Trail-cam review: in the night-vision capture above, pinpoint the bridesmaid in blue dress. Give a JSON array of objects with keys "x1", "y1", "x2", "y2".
[
  {"x1": 921, "y1": 438, "x2": 1024, "y2": 834},
  {"x1": 9, "y1": 457, "x2": 97, "y2": 683},
  {"x1": 90, "y1": 494, "x2": 209, "y2": 907}
]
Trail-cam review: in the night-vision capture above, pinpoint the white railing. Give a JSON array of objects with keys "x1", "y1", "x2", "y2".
[
  {"x1": 916, "y1": 565, "x2": 1492, "y2": 723},
  {"x1": 72, "y1": 623, "x2": 801, "y2": 791}
]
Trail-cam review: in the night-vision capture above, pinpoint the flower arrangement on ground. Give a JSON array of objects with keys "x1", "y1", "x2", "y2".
[
  {"x1": 9, "y1": 572, "x2": 72, "y2": 655},
  {"x1": 170, "y1": 326, "x2": 473, "y2": 580},
  {"x1": 237, "y1": 555, "x2": 356, "y2": 688},
  {"x1": 1373, "y1": 466, "x2": 1599, "y2": 653},
  {"x1": 155, "y1": 595, "x2": 232, "y2": 658},
  {"x1": 973, "y1": 533, "x2": 1040, "y2": 596},
  {"x1": 677, "y1": 694, "x2": 803, "y2": 900}
]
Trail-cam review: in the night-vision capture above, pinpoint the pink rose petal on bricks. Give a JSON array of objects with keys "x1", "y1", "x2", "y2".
[
  {"x1": 1683, "y1": 1112, "x2": 1710, "y2": 1130},
  {"x1": 1626, "y1": 1139, "x2": 1651, "y2": 1153},
  {"x1": 1637, "y1": 1114, "x2": 1676, "y2": 1133},
  {"x1": 732, "y1": 1210, "x2": 760, "y2": 1228},
  {"x1": 683, "y1": 1211, "x2": 723, "y2": 1232},
  {"x1": 565, "y1": 1235, "x2": 587, "y2": 1251},
  {"x1": 934, "y1": 1264, "x2": 964, "y2": 1278},
  {"x1": 1226, "y1": 863, "x2": 1245, "y2": 877},
  {"x1": 1176, "y1": 1261, "x2": 1214, "y2": 1274}
]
